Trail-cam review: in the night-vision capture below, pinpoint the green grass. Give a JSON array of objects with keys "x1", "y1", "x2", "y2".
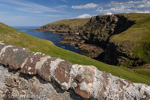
[
  {"x1": 111, "y1": 13, "x2": 150, "y2": 64},
  {"x1": 111, "y1": 13, "x2": 150, "y2": 44},
  {"x1": 0, "y1": 16, "x2": 150, "y2": 85},
  {"x1": 45, "y1": 18, "x2": 90, "y2": 27},
  {"x1": 133, "y1": 68, "x2": 150, "y2": 77}
]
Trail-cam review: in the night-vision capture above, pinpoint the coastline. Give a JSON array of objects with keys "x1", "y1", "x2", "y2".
[{"x1": 35, "y1": 28, "x2": 104, "y2": 60}]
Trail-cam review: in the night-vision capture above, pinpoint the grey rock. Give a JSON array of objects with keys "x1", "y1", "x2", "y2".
[{"x1": 0, "y1": 44, "x2": 150, "y2": 100}]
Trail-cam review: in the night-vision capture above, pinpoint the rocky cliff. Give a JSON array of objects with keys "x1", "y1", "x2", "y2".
[
  {"x1": 37, "y1": 13, "x2": 150, "y2": 67},
  {"x1": 37, "y1": 14, "x2": 138, "y2": 66},
  {"x1": 80, "y1": 14, "x2": 134, "y2": 48},
  {"x1": 0, "y1": 43, "x2": 150, "y2": 100},
  {"x1": 79, "y1": 14, "x2": 136, "y2": 64}
]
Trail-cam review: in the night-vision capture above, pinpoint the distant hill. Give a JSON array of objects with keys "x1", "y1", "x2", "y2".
[{"x1": 0, "y1": 19, "x2": 150, "y2": 85}]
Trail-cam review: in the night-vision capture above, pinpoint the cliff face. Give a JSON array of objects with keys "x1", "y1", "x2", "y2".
[
  {"x1": 38, "y1": 13, "x2": 150, "y2": 67},
  {"x1": 79, "y1": 14, "x2": 136, "y2": 66},
  {"x1": 80, "y1": 14, "x2": 135, "y2": 48},
  {"x1": 38, "y1": 14, "x2": 142, "y2": 67},
  {"x1": 0, "y1": 43, "x2": 150, "y2": 100}
]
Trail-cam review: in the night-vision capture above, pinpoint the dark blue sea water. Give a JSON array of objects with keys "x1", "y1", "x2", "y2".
[{"x1": 13, "y1": 26, "x2": 81, "y2": 53}]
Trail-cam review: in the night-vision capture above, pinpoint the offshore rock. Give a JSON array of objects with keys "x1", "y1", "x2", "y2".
[{"x1": 0, "y1": 43, "x2": 150, "y2": 100}]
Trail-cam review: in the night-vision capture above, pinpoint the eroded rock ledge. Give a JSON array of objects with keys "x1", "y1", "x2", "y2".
[{"x1": 0, "y1": 43, "x2": 150, "y2": 100}]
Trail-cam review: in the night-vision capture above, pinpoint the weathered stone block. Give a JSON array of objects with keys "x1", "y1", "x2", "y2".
[
  {"x1": 0, "y1": 45, "x2": 32, "y2": 69},
  {"x1": 54, "y1": 60, "x2": 72, "y2": 90},
  {"x1": 70, "y1": 65, "x2": 97, "y2": 98},
  {"x1": 21, "y1": 52, "x2": 50, "y2": 75},
  {"x1": 38, "y1": 57, "x2": 58, "y2": 81}
]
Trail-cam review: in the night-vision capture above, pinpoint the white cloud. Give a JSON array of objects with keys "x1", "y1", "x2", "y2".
[
  {"x1": 77, "y1": 14, "x2": 91, "y2": 18},
  {"x1": 106, "y1": 12, "x2": 112, "y2": 15},
  {"x1": 71, "y1": 0, "x2": 150, "y2": 14},
  {"x1": 96, "y1": 0, "x2": 150, "y2": 14},
  {"x1": 138, "y1": 4, "x2": 145, "y2": 8},
  {"x1": 72, "y1": 3, "x2": 98, "y2": 9}
]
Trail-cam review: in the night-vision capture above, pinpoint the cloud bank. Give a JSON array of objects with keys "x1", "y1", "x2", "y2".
[
  {"x1": 77, "y1": 14, "x2": 92, "y2": 18},
  {"x1": 72, "y1": 0, "x2": 150, "y2": 14},
  {"x1": 98, "y1": 0, "x2": 150, "y2": 14}
]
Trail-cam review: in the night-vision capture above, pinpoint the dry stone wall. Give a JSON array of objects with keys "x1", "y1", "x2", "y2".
[{"x1": 0, "y1": 43, "x2": 149, "y2": 100}]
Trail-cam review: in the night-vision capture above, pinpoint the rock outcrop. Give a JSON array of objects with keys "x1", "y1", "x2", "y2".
[
  {"x1": 36, "y1": 24, "x2": 80, "y2": 34},
  {"x1": 36, "y1": 14, "x2": 138, "y2": 67},
  {"x1": 80, "y1": 14, "x2": 134, "y2": 47},
  {"x1": 0, "y1": 43, "x2": 150, "y2": 100}
]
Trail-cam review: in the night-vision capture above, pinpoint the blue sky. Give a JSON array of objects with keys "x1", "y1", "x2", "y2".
[{"x1": 0, "y1": 0, "x2": 150, "y2": 26}]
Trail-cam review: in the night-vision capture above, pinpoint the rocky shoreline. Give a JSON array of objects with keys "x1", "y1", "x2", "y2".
[
  {"x1": 61, "y1": 34, "x2": 105, "y2": 59},
  {"x1": 36, "y1": 14, "x2": 138, "y2": 67},
  {"x1": 35, "y1": 28, "x2": 105, "y2": 59}
]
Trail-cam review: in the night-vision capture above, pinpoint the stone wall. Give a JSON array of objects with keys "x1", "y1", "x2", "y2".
[{"x1": 0, "y1": 43, "x2": 149, "y2": 100}]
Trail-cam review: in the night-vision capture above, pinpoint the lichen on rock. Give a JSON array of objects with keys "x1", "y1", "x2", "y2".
[{"x1": 0, "y1": 44, "x2": 149, "y2": 100}]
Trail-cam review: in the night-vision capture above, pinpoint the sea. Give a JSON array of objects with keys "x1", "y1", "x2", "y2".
[{"x1": 13, "y1": 26, "x2": 81, "y2": 54}]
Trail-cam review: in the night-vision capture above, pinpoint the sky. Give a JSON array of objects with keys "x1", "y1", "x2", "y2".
[{"x1": 0, "y1": 0, "x2": 150, "y2": 26}]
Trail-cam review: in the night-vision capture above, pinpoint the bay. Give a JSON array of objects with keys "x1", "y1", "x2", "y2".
[{"x1": 13, "y1": 26, "x2": 81, "y2": 54}]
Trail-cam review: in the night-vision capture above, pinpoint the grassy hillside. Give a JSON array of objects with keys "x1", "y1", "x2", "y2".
[
  {"x1": 0, "y1": 19, "x2": 150, "y2": 85},
  {"x1": 46, "y1": 18, "x2": 90, "y2": 27},
  {"x1": 111, "y1": 13, "x2": 150, "y2": 64},
  {"x1": 39, "y1": 18, "x2": 90, "y2": 33}
]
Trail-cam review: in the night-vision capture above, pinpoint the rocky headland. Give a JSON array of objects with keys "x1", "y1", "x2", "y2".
[
  {"x1": 0, "y1": 43, "x2": 150, "y2": 100},
  {"x1": 36, "y1": 14, "x2": 138, "y2": 67}
]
